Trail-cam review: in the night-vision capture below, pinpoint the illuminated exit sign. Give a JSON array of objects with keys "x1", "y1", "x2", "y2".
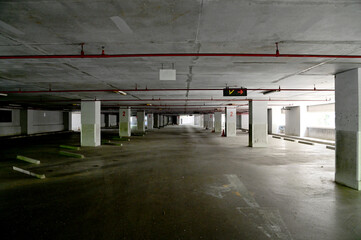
[{"x1": 223, "y1": 88, "x2": 247, "y2": 97}]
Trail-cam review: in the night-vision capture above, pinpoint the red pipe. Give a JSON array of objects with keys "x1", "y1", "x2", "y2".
[
  {"x1": 37, "y1": 98, "x2": 329, "y2": 103},
  {"x1": 1, "y1": 88, "x2": 334, "y2": 94},
  {"x1": 1, "y1": 53, "x2": 361, "y2": 59},
  {"x1": 93, "y1": 98, "x2": 329, "y2": 102}
]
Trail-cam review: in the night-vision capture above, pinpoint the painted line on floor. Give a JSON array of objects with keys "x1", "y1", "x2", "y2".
[
  {"x1": 226, "y1": 174, "x2": 260, "y2": 208},
  {"x1": 206, "y1": 174, "x2": 293, "y2": 239},
  {"x1": 59, "y1": 151, "x2": 84, "y2": 158},
  {"x1": 283, "y1": 138, "x2": 295, "y2": 142},
  {"x1": 272, "y1": 136, "x2": 282, "y2": 139},
  {"x1": 102, "y1": 140, "x2": 123, "y2": 146},
  {"x1": 13, "y1": 166, "x2": 45, "y2": 179},
  {"x1": 112, "y1": 137, "x2": 131, "y2": 141},
  {"x1": 60, "y1": 145, "x2": 80, "y2": 151},
  {"x1": 298, "y1": 141, "x2": 314, "y2": 145},
  {"x1": 326, "y1": 146, "x2": 335, "y2": 150},
  {"x1": 236, "y1": 207, "x2": 292, "y2": 240},
  {"x1": 16, "y1": 155, "x2": 40, "y2": 164}
]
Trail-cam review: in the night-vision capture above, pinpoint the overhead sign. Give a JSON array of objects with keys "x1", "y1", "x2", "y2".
[{"x1": 223, "y1": 88, "x2": 247, "y2": 97}]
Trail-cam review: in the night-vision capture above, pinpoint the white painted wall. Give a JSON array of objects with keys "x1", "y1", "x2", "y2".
[{"x1": 0, "y1": 108, "x2": 21, "y2": 136}]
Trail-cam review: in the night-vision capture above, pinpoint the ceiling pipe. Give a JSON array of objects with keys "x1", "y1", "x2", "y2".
[
  {"x1": 30, "y1": 98, "x2": 329, "y2": 103},
  {"x1": 1, "y1": 53, "x2": 361, "y2": 60},
  {"x1": 1, "y1": 88, "x2": 334, "y2": 94}
]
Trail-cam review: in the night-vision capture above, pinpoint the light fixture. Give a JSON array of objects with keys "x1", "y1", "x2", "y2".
[
  {"x1": 262, "y1": 90, "x2": 277, "y2": 95},
  {"x1": 0, "y1": 93, "x2": 7, "y2": 96},
  {"x1": 114, "y1": 91, "x2": 127, "y2": 95}
]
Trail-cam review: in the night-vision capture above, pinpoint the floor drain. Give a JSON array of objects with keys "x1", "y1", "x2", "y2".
[{"x1": 92, "y1": 165, "x2": 99, "y2": 167}]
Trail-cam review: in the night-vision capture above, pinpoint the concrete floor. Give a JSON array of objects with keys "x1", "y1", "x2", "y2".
[{"x1": 0, "y1": 126, "x2": 360, "y2": 240}]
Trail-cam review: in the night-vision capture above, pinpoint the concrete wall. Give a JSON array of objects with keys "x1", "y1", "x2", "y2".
[
  {"x1": 307, "y1": 127, "x2": 335, "y2": 141},
  {"x1": 0, "y1": 109, "x2": 68, "y2": 136},
  {"x1": 28, "y1": 110, "x2": 65, "y2": 135},
  {"x1": 0, "y1": 108, "x2": 21, "y2": 136}
]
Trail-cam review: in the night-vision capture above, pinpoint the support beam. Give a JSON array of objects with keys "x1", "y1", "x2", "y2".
[
  {"x1": 335, "y1": 68, "x2": 361, "y2": 190},
  {"x1": 249, "y1": 101, "x2": 268, "y2": 147},
  {"x1": 81, "y1": 100, "x2": 101, "y2": 147},
  {"x1": 119, "y1": 108, "x2": 131, "y2": 137},
  {"x1": 225, "y1": 107, "x2": 236, "y2": 137}
]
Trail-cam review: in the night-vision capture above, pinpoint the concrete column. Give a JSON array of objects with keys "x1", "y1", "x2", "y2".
[
  {"x1": 335, "y1": 68, "x2": 361, "y2": 190},
  {"x1": 203, "y1": 114, "x2": 209, "y2": 129},
  {"x1": 119, "y1": 108, "x2": 131, "y2": 137},
  {"x1": 104, "y1": 113, "x2": 109, "y2": 128},
  {"x1": 137, "y1": 110, "x2": 145, "y2": 133},
  {"x1": 199, "y1": 115, "x2": 204, "y2": 128},
  {"x1": 214, "y1": 112, "x2": 222, "y2": 133},
  {"x1": 81, "y1": 100, "x2": 101, "y2": 147},
  {"x1": 63, "y1": 112, "x2": 72, "y2": 131},
  {"x1": 208, "y1": 114, "x2": 214, "y2": 131},
  {"x1": 147, "y1": 113, "x2": 153, "y2": 130},
  {"x1": 154, "y1": 114, "x2": 160, "y2": 128},
  {"x1": 236, "y1": 114, "x2": 242, "y2": 129},
  {"x1": 249, "y1": 101, "x2": 267, "y2": 147},
  {"x1": 20, "y1": 109, "x2": 29, "y2": 135},
  {"x1": 225, "y1": 107, "x2": 236, "y2": 137},
  {"x1": 285, "y1": 106, "x2": 307, "y2": 137},
  {"x1": 268, "y1": 106, "x2": 284, "y2": 134}
]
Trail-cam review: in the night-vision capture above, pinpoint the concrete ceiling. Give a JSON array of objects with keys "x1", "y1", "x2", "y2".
[{"x1": 1, "y1": 0, "x2": 361, "y2": 113}]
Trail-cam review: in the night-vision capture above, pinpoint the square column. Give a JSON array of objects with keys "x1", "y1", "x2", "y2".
[
  {"x1": 63, "y1": 112, "x2": 72, "y2": 131},
  {"x1": 199, "y1": 115, "x2": 204, "y2": 128},
  {"x1": 285, "y1": 106, "x2": 307, "y2": 137},
  {"x1": 335, "y1": 68, "x2": 361, "y2": 190},
  {"x1": 249, "y1": 101, "x2": 267, "y2": 147},
  {"x1": 119, "y1": 108, "x2": 131, "y2": 137},
  {"x1": 214, "y1": 112, "x2": 222, "y2": 133},
  {"x1": 204, "y1": 114, "x2": 209, "y2": 129},
  {"x1": 236, "y1": 114, "x2": 242, "y2": 129},
  {"x1": 225, "y1": 107, "x2": 236, "y2": 136},
  {"x1": 147, "y1": 113, "x2": 153, "y2": 130},
  {"x1": 81, "y1": 100, "x2": 101, "y2": 147},
  {"x1": 154, "y1": 114, "x2": 160, "y2": 128},
  {"x1": 137, "y1": 111, "x2": 145, "y2": 133},
  {"x1": 208, "y1": 114, "x2": 214, "y2": 131},
  {"x1": 104, "y1": 113, "x2": 109, "y2": 128}
]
